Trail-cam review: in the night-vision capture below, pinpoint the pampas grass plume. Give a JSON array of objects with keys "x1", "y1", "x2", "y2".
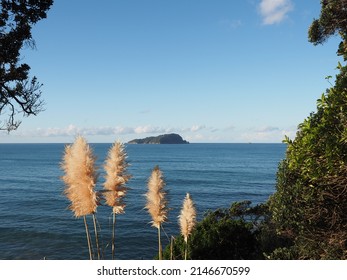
[
  {"x1": 145, "y1": 165, "x2": 168, "y2": 260},
  {"x1": 103, "y1": 141, "x2": 130, "y2": 259},
  {"x1": 179, "y1": 193, "x2": 197, "y2": 243},
  {"x1": 61, "y1": 136, "x2": 98, "y2": 217},
  {"x1": 103, "y1": 141, "x2": 130, "y2": 214},
  {"x1": 145, "y1": 166, "x2": 168, "y2": 228}
]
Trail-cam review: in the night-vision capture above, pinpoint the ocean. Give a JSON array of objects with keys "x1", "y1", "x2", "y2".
[{"x1": 0, "y1": 143, "x2": 286, "y2": 260}]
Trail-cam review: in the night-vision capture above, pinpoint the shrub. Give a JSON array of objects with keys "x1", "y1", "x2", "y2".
[{"x1": 163, "y1": 201, "x2": 286, "y2": 260}]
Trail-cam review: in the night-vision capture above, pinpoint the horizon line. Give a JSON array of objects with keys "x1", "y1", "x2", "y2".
[{"x1": 0, "y1": 142, "x2": 286, "y2": 144}]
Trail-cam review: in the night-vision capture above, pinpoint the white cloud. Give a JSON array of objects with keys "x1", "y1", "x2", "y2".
[
  {"x1": 133, "y1": 124, "x2": 208, "y2": 134},
  {"x1": 35, "y1": 124, "x2": 79, "y2": 137},
  {"x1": 256, "y1": 126, "x2": 280, "y2": 133},
  {"x1": 190, "y1": 125, "x2": 206, "y2": 132},
  {"x1": 259, "y1": 0, "x2": 293, "y2": 25},
  {"x1": 134, "y1": 125, "x2": 168, "y2": 134},
  {"x1": 10, "y1": 125, "x2": 135, "y2": 138}
]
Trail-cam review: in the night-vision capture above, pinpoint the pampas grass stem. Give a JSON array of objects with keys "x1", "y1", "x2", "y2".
[
  {"x1": 83, "y1": 216, "x2": 93, "y2": 260},
  {"x1": 112, "y1": 212, "x2": 116, "y2": 260},
  {"x1": 145, "y1": 166, "x2": 168, "y2": 260},
  {"x1": 92, "y1": 213, "x2": 101, "y2": 260},
  {"x1": 158, "y1": 225, "x2": 162, "y2": 260},
  {"x1": 179, "y1": 193, "x2": 196, "y2": 260}
]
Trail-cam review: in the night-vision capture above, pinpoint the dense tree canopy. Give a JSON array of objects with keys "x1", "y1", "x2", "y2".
[
  {"x1": 309, "y1": 0, "x2": 347, "y2": 89},
  {"x1": 269, "y1": 0, "x2": 347, "y2": 259},
  {"x1": 308, "y1": 0, "x2": 347, "y2": 46},
  {"x1": 0, "y1": 0, "x2": 53, "y2": 131},
  {"x1": 269, "y1": 86, "x2": 347, "y2": 259}
]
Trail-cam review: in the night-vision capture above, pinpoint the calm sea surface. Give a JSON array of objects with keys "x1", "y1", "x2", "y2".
[{"x1": 0, "y1": 143, "x2": 286, "y2": 259}]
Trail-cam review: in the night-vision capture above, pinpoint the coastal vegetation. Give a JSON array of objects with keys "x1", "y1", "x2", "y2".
[
  {"x1": 164, "y1": 201, "x2": 268, "y2": 260},
  {"x1": 268, "y1": 0, "x2": 347, "y2": 259}
]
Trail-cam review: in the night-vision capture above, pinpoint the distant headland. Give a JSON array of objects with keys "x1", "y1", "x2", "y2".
[{"x1": 128, "y1": 133, "x2": 189, "y2": 144}]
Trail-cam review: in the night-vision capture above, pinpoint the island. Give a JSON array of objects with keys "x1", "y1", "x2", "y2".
[{"x1": 128, "y1": 133, "x2": 189, "y2": 144}]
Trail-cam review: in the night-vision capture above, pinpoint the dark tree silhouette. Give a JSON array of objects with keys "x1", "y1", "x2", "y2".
[{"x1": 0, "y1": 0, "x2": 53, "y2": 131}]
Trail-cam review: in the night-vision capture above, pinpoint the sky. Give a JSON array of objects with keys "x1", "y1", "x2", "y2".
[{"x1": 0, "y1": 0, "x2": 343, "y2": 143}]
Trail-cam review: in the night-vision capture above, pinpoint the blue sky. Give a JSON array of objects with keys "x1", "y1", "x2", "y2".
[{"x1": 0, "y1": 0, "x2": 342, "y2": 143}]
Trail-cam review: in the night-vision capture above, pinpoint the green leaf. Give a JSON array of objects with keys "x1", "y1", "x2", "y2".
[{"x1": 337, "y1": 61, "x2": 343, "y2": 70}]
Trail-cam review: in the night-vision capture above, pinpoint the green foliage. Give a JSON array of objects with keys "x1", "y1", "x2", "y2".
[
  {"x1": 267, "y1": 247, "x2": 299, "y2": 260},
  {"x1": 163, "y1": 201, "x2": 289, "y2": 260},
  {"x1": 189, "y1": 211, "x2": 256, "y2": 260},
  {"x1": 271, "y1": 5, "x2": 347, "y2": 255},
  {"x1": 269, "y1": 4, "x2": 347, "y2": 259},
  {"x1": 269, "y1": 84, "x2": 347, "y2": 259}
]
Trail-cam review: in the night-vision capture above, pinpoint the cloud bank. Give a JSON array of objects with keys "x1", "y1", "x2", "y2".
[
  {"x1": 259, "y1": 0, "x2": 293, "y2": 25},
  {"x1": 10, "y1": 124, "x2": 208, "y2": 138}
]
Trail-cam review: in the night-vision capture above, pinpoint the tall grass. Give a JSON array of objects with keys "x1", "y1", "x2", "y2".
[
  {"x1": 179, "y1": 193, "x2": 196, "y2": 260},
  {"x1": 61, "y1": 136, "x2": 99, "y2": 259},
  {"x1": 60, "y1": 139, "x2": 199, "y2": 260},
  {"x1": 145, "y1": 166, "x2": 168, "y2": 260},
  {"x1": 103, "y1": 141, "x2": 130, "y2": 259}
]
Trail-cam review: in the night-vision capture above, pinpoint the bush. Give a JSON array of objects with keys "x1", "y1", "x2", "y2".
[
  {"x1": 163, "y1": 201, "x2": 288, "y2": 260},
  {"x1": 269, "y1": 86, "x2": 347, "y2": 259}
]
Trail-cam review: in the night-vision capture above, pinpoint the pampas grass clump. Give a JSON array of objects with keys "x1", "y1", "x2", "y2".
[
  {"x1": 179, "y1": 193, "x2": 196, "y2": 260},
  {"x1": 103, "y1": 141, "x2": 130, "y2": 259},
  {"x1": 60, "y1": 139, "x2": 199, "y2": 261},
  {"x1": 145, "y1": 166, "x2": 168, "y2": 260}
]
